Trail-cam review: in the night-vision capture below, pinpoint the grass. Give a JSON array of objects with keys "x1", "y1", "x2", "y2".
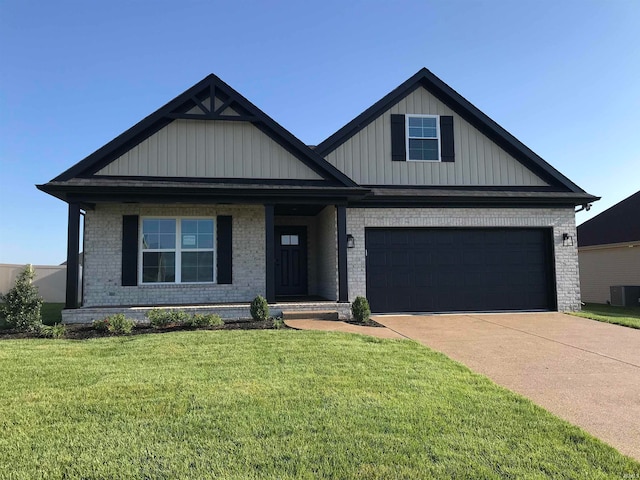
[
  {"x1": 41, "y1": 302, "x2": 65, "y2": 325},
  {"x1": 0, "y1": 331, "x2": 638, "y2": 479},
  {"x1": 571, "y1": 303, "x2": 640, "y2": 329}
]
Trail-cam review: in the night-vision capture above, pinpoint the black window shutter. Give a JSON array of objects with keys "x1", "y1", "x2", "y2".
[
  {"x1": 440, "y1": 116, "x2": 455, "y2": 162},
  {"x1": 217, "y1": 216, "x2": 232, "y2": 284},
  {"x1": 390, "y1": 114, "x2": 406, "y2": 161},
  {"x1": 122, "y1": 215, "x2": 139, "y2": 286}
]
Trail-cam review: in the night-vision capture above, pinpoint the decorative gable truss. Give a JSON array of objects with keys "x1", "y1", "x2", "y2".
[{"x1": 51, "y1": 74, "x2": 358, "y2": 188}]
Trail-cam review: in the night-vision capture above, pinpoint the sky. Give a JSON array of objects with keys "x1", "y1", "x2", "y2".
[{"x1": 1, "y1": 0, "x2": 639, "y2": 265}]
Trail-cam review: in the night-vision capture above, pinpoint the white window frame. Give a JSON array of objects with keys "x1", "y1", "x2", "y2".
[
  {"x1": 406, "y1": 114, "x2": 441, "y2": 162},
  {"x1": 139, "y1": 216, "x2": 217, "y2": 285}
]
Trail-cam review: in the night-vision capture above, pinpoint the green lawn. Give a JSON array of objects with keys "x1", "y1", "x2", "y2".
[
  {"x1": 0, "y1": 331, "x2": 637, "y2": 479},
  {"x1": 571, "y1": 303, "x2": 640, "y2": 329}
]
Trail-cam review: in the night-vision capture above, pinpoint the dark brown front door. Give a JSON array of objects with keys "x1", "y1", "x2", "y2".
[{"x1": 275, "y1": 226, "x2": 308, "y2": 296}]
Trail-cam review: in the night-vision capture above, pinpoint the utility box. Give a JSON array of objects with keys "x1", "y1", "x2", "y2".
[{"x1": 610, "y1": 286, "x2": 640, "y2": 307}]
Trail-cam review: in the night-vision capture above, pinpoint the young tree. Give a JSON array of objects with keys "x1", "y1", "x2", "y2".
[{"x1": 1, "y1": 264, "x2": 43, "y2": 331}]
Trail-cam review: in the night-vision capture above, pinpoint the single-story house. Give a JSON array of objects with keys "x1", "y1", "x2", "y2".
[
  {"x1": 37, "y1": 68, "x2": 598, "y2": 322},
  {"x1": 577, "y1": 190, "x2": 640, "y2": 304}
]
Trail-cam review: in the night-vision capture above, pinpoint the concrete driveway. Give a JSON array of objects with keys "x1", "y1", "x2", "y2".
[{"x1": 374, "y1": 313, "x2": 640, "y2": 461}]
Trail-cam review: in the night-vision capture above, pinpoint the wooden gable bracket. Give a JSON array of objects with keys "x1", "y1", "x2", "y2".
[{"x1": 166, "y1": 78, "x2": 258, "y2": 123}]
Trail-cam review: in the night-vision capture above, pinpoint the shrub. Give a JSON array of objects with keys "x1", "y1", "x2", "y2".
[
  {"x1": 184, "y1": 313, "x2": 224, "y2": 328},
  {"x1": 107, "y1": 314, "x2": 135, "y2": 334},
  {"x1": 250, "y1": 295, "x2": 269, "y2": 321},
  {"x1": 146, "y1": 309, "x2": 190, "y2": 328},
  {"x1": 39, "y1": 323, "x2": 67, "y2": 339},
  {"x1": 351, "y1": 296, "x2": 371, "y2": 324},
  {"x1": 272, "y1": 317, "x2": 285, "y2": 330},
  {"x1": 0, "y1": 265, "x2": 43, "y2": 332},
  {"x1": 92, "y1": 318, "x2": 110, "y2": 332},
  {"x1": 94, "y1": 314, "x2": 135, "y2": 334}
]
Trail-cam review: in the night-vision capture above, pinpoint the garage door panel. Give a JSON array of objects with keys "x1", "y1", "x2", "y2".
[{"x1": 365, "y1": 228, "x2": 554, "y2": 313}]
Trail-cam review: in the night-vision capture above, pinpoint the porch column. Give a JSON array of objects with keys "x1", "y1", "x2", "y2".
[
  {"x1": 337, "y1": 205, "x2": 348, "y2": 302},
  {"x1": 265, "y1": 204, "x2": 275, "y2": 303},
  {"x1": 65, "y1": 202, "x2": 81, "y2": 309}
]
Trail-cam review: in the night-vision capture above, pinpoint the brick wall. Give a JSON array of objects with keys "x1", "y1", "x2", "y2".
[
  {"x1": 346, "y1": 207, "x2": 580, "y2": 311},
  {"x1": 83, "y1": 204, "x2": 265, "y2": 306}
]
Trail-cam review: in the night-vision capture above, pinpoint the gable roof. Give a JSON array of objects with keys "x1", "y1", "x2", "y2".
[
  {"x1": 315, "y1": 68, "x2": 589, "y2": 194},
  {"x1": 578, "y1": 190, "x2": 640, "y2": 247},
  {"x1": 51, "y1": 73, "x2": 358, "y2": 188}
]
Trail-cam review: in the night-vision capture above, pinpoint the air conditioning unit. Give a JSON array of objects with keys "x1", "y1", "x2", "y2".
[{"x1": 610, "y1": 286, "x2": 640, "y2": 307}]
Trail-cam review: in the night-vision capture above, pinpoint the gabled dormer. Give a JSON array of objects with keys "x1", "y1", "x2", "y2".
[{"x1": 316, "y1": 68, "x2": 589, "y2": 193}]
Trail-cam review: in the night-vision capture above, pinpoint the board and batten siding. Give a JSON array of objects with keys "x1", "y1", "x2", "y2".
[
  {"x1": 578, "y1": 244, "x2": 640, "y2": 303},
  {"x1": 324, "y1": 87, "x2": 549, "y2": 186},
  {"x1": 97, "y1": 119, "x2": 323, "y2": 180}
]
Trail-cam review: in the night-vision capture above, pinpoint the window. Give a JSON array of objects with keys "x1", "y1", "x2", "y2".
[
  {"x1": 141, "y1": 218, "x2": 215, "y2": 284},
  {"x1": 280, "y1": 234, "x2": 299, "y2": 246},
  {"x1": 406, "y1": 115, "x2": 440, "y2": 161}
]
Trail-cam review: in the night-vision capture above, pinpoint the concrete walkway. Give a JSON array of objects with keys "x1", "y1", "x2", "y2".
[
  {"x1": 375, "y1": 313, "x2": 640, "y2": 461},
  {"x1": 284, "y1": 319, "x2": 405, "y2": 339}
]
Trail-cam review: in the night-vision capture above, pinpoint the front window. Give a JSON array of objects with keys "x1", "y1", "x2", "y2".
[
  {"x1": 407, "y1": 115, "x2": 440, "y2": 161},
  {"x1": 141, "y1": 218, "x2": 215, "y2": 284}
]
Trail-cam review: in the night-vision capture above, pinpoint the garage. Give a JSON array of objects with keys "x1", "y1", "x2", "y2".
[{"x1": 365, "y1": 228, "x2": 556, "y2": 313}]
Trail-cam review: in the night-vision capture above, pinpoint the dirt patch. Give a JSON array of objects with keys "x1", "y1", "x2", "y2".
[
  {"x1": 0, "y1": 319, "x2": 284, "y2": 340},
  {"x1": 344, "y1": 319, "x2": 384, "y2": 328}
]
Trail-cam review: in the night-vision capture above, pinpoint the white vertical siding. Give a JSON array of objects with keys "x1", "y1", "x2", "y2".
[
  {"x1": 324, "y1": 87, "x2": 549, "y2": 187},
  {"x1": 97, "y1": 119, "x2": 323, "y2": 180}
]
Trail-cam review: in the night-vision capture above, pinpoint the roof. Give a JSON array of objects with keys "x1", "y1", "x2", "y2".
[
  {"x1": 46, "y1": 73, "x2": 358, "y2": 189},
  {"x1": 578, "y1": 190, "x2": 640, "y2": 247},
  {"x1": 315, "y1": 68, "x2": 592, "y2": 195},
  {"x1": 38, "y1": 177, "x2": 369, "y2": 205}
]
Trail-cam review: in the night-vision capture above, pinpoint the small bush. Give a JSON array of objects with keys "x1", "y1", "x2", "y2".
[
  {"x1": 39, "y1": 323, "x2": 67, "y2": 339},
  {"x1": 1, "y1": 265, "x2": 43, "y2": 332},
  {"x1": 147, "y1": 309, "x2": 190, "y2": 328},
  {"x1": 94, "y1": 314, "x2": 135, "y2": 334},
  {"x1": 184, "y1": 313, "x2": 224, "y2": 328},
  {"x1": 250, "y1": 295, "x2": 269, "y2": 321},
  {"x1": 272, "y1": 317, "x2": 285, "y2": 330},
  {"x1": 351, "y1": 296, "x2": 371, "y2": 324},
  {"x1": 92, "y1": 318, "x2": 110, "y2": 332}
]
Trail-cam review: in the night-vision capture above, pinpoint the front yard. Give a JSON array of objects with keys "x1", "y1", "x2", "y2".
[
  {"x1": 0, "y1": 330, "x2": 637, "y2": 479},
  {"x1": 571, "y1": 303, "x2": 640, "y2": 329}
]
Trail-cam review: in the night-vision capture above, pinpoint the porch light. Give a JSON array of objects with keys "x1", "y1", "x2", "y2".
[
  {"x1": 346, "y1": 234, "x2": 355, "y2": 248},
  {"x1": 562, "y1": 233, "x2": 574, "y2": 247}
]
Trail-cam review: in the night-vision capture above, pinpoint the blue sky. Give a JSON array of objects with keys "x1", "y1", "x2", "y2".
[{"x1": 1, "y1": 0, "x2": 639, "y2": 265}]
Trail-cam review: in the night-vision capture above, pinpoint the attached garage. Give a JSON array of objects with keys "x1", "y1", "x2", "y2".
[{"x1": 365, "y1": 228, "x2": 556, "y2": 313}]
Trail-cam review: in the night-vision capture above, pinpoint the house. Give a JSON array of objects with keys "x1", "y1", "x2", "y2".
[
  {"x1": 37, "y1": 68, "x2": 598, "y2": 322},
  {"x1": 577, "y1": 190, "x2": 640, "y2": 304}
]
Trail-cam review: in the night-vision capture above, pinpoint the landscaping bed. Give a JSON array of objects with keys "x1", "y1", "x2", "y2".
[{"x1": 0, "y1": 318, "x2": 283, "y2": 340}]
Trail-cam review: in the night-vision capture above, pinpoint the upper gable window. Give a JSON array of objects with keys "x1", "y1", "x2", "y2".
[{"x1": 406, "y1": 115, "x2": 440, "y2": 161}]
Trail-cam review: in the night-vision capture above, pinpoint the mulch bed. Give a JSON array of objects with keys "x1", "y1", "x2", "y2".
[{"x1": 0, "y1": 319, "x2": 283, "y2": 340}]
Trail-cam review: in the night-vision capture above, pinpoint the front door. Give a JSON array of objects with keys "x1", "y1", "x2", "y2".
[{"x1": 275, "y1": 226, "x2": 308, "y2": 296}]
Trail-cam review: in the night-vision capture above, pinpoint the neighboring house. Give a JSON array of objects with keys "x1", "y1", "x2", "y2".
[
  {"x1": 577, "y1": 191, "x2": 640, "y2": 304},
  {"x1": 37, "y1": 68, "x2": 597, "y2": 322}
]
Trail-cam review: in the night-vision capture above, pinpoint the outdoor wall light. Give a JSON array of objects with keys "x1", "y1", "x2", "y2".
[
  {"x1": 562, "y1": 233, "x2": 574, "y2": 247},
  {"x1": 346, "y1": 234, "x2": 355, "y2": 248}
]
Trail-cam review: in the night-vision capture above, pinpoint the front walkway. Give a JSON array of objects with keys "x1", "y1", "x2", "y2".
[{"x1": 284, "y1": 319, "x2": 405, "y2": 339}]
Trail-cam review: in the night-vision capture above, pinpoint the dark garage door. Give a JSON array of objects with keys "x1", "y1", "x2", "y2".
[{"x1": 365, "y1": 228, "x2": 555, "y2": 313}]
